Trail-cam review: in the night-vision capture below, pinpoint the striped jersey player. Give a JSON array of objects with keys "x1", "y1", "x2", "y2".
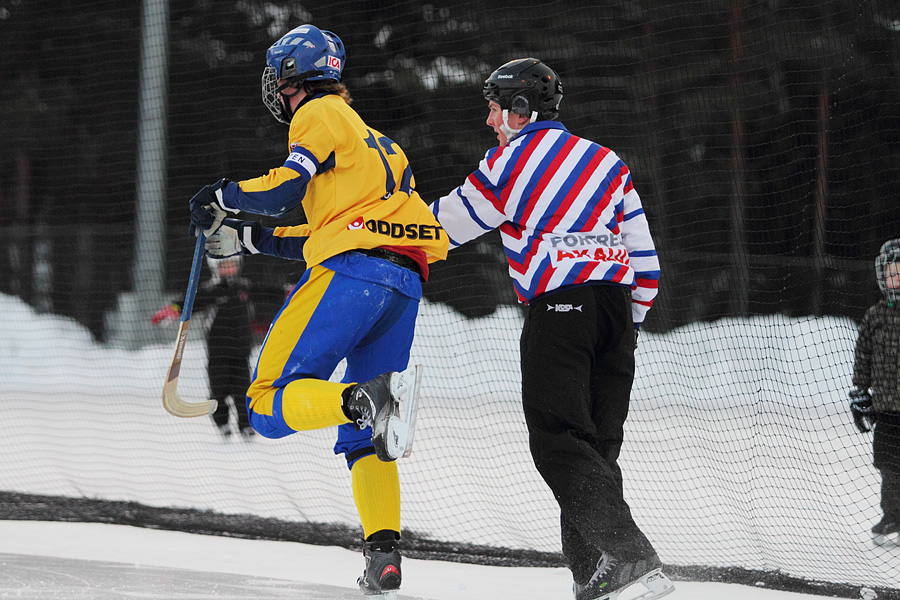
[
  {"x1": 430, "y1": 58, "x2": 672, "y2": 600},
  {"x1": 430, "y1": 104, "x2": 659, "y2": 329}
]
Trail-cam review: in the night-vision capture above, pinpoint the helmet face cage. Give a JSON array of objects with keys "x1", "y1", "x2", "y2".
[
  {"x1": 262, "y1": 66, "x2": 290, "y2": 124},
  {"x1": 261, "y1": 25, "x2": 346, "y2": 124},
  {"x1": 876, "y1": 239, "x2": 900, "y2": 302},
  {"x1": 483, "y1": 58, "x2": 563, "y2": 121}
]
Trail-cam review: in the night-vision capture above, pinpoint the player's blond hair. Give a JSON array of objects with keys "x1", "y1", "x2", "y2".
[{"x1": 304, "y1": 81, "x2": 352, "y2": 104}]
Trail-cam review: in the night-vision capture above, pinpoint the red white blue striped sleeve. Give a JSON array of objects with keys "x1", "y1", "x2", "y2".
[
  {"x1": 428, "y1": 145, "x2": 514, "y2": 248},
  {"x1": 431, "y1": 121, "x2": 660, "y2": 326}
]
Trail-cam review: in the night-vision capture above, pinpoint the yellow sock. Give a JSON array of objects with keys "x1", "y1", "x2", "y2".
[
  {"x1": 352, "y1": 454, "x2": 400, "y2": 538},
  {"x1": 279, "y1": 379, "x2": 353, "y2": 431}
]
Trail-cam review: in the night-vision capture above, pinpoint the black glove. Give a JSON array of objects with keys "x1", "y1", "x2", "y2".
[
  {"x1": 189, "y1": 179, "x2": 229, "y2": 237},
  {"x1": 849, "y1": 387, "x2": 875, "y2": 433}
]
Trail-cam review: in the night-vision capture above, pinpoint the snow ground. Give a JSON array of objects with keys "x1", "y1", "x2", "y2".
[
  {"x1": 1, "y1": 293, "x2": 899, "y2": 598},
  {"x1": 0, "y1": 520, "x2": 877, "y2": 600}
]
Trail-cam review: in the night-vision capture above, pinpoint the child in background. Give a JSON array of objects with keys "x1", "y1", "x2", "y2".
[
  {"x1": 850, "y1": 238, "x2": 900, "y2": 544},
  {"x1": 153, "y1": 256, "x2": 254, "y2": 437}
]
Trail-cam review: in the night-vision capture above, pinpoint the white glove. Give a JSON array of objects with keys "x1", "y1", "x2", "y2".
[
  {"x1": 205, "y1": 203, "x2": 227, "y2": 236},
  {"x1": 205, "y1": 221, "x2": 244, "y2": 258}
]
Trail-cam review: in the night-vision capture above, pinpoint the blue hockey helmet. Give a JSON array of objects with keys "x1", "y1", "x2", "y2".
[{"x1": 262, "y1": 25, "x2": 345, "y2": 124}]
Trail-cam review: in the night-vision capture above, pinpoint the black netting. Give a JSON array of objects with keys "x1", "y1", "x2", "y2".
[{"x1": 1, "y1": 0, "x2": 899, "y2": 595}]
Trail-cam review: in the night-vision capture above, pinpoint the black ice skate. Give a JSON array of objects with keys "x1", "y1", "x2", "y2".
[
  {"x1": 872, "y1": 516, "x2": 899, "y2": 546},
  {"x1": 358, "y1": 537, "x2": 402, "y2": 599},
  {"x1": 573, "y1": 552, "x2": 674, "y2": 600},
  {"x1": 344, "y1": 365, "x2": 422, "y2": 461},
  {"x1": 211, "y1": 413, "x2": 232, "y2": 437}
]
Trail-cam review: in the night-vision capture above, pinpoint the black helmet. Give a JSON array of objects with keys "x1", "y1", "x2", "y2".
[
  {"x1": 483, "y1": 58, "x2": 563, "y2": 121},
  {"x1": 876, "y1": 238, "x2": 900, "y2": 302}
]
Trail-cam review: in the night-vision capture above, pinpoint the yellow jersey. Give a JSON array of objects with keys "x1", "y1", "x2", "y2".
[{"x1": 219, "y1": 93, "x2": 448, "y2": 269}]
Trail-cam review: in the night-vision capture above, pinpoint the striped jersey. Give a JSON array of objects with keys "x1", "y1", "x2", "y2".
[{"x1": 430, "y1": 121, "x2": 660, "y2": 326}]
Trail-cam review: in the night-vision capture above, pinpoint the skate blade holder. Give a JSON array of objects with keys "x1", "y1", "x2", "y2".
[
  {"x1": 873, "y1": 530, "x2": 899, "y2": 547},
  {"x1": 612, "y1": 569, "x2": 676, "y2": 600},
  {"x1": 388, "y1": 365, "x2": 422, "y2": 459}
]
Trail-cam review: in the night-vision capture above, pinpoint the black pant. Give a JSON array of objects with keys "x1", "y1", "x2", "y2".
[
  {"x1": 208, "y1": 355, "x2": 251, "y2": 431},
  {"x1": 881, "y1": 468, "x2": 900, "y2": 522},
  {"x1": 521, "y1": 284, "x2": 656, "y2": 581},
  {"x1": 874, "y1": 412, "x2": 900, "y2": 520}
]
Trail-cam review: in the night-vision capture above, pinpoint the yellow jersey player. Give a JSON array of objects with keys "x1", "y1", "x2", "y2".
[{"x1": 188, "y1": 24, "x2": 448, "y2": 599}]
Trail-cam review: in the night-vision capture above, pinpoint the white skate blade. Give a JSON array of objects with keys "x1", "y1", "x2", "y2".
[
  {"x1": 385, "y1": 365, "x2": 422, "y2": 459},
  {"x1": 594, "y1": 569, "x2": 675, "y2": 600},
  {"x1": 639, "y1": 569, "x2": 675, "y2": 599},
  {"x1": 874, "y1": 530, "x2": 899, "y2": 546}
]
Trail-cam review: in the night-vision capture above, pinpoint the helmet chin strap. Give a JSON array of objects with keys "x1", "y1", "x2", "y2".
[
  {"x1": 500, "y1": 109, "x2": 538, "y2": 142},
  {"x1": 277, "y1": 82, "x2": 304, "y2": 123}
]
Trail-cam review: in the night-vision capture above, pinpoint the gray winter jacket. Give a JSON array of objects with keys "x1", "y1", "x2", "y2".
[{"x1": 853, "y1": 299, "x2": 900, "y2": 414}]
